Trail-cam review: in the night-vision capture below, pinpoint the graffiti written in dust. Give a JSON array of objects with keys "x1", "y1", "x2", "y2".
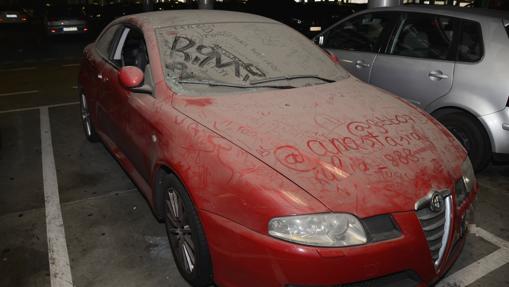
[
  {"x1": 166, "y1": 35, "x2": 266, "y2": 82},
  {"x1": 274, "y1": 114, "x2": 429, "y2": 185}
]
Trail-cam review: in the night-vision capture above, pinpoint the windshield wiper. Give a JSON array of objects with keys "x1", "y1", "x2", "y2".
[
  {"x1": 177, "y1": 79, "x2": 296, "y2": 89},
  {"x1": 250, "y1": 75, "x2": 335, "y2": 85}
]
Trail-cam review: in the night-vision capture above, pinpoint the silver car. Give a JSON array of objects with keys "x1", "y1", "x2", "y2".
[{"x1": 314, "y1": 5, "x2": 509, "y2": 171}]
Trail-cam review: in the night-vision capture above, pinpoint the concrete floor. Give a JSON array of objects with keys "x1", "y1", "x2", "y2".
[{"x1": 0, "y1": 30, "x2": 508, "y2": 287}]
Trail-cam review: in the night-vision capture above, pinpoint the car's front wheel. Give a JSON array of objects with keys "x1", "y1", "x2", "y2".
[
  {"x1": 79, "y1": 90, "x2": 98, "y2": 142},
  {"x1": 162, "y1": 174, "x2": 213, "y2": 287},
  {"x1": 434, "y1": 109, "x2": 491, "y2": 171}
]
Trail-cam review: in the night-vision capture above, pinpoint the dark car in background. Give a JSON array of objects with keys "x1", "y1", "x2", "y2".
[
  {"x1": 0, "y1": 5, "x2": 31, "y2": 25},
  {"x1": 45, "y1": 5, "x2": 88, "y2": 35}
]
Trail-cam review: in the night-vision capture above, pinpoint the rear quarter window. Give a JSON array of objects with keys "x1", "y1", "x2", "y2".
[{"x1": 457, "y1": 20, "x2": 483, "y2": 62}]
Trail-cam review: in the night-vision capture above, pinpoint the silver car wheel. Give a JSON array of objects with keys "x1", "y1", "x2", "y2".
[
  {"x1": 166, "y1": 187, "x2": 196, "y2": 274},
  {"x1": 80, "y1": 93, "x2": 92, "y2": 137}
]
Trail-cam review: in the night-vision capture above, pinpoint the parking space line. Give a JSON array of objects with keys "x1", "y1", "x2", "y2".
[
  {"x1": 0, "y1": 101, "x2": 79, "y2": 114},
  {"x1": 470, "y1": 224, "x2": 509, "y2": 249},
  {"x1": 0, "y1": 66, "x2": 37, "y2": 72},
  {"x1": 0, "y1": 90, "x2": 39, "y2": 97},
  {"x1": 437, "y1": 225, "x2": 509, "y2": 286},
  {"x1": 40, "y1": 107, "x2": 74, "y2": 287}
]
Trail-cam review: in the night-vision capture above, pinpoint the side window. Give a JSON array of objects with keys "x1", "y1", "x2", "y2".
[
  {"x1": 96, "y1": 25, "x2": 122, "y2": 58},
  {"x1": 112, "y1": 26, "x2": 152, "y2": 86},
  {"x1": 321, "y1": 13, "x2": 394, "y2": 53},
  {"x1": 112, "y1": 27, "x2": 149, "y2": 70},
  {"x1": 457, "y1": 20, "x2": 483, "y2": 62},
  {"x1": 391, "y1": 14, "x2": 455, "y2": 60}
]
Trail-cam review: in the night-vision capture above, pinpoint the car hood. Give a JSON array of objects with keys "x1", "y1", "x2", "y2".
[{"x1": 173, "y1": 77, "x2": 466, "y2": 217}]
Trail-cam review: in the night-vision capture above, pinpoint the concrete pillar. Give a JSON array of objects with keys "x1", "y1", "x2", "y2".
[
  {"x1": 368, "y1": 0, "x2": 401, "y2": 9},
  {"x1": 198, "y1": 0, "x2": 214, "y2": 9}
]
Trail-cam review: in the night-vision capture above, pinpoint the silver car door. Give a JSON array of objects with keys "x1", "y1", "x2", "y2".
[
  {"x1": 370, "y1": 12, "x2": 456, "y2": 109},
  {"x1": 315, "y1": 12, "x2": 398, "y2": 82}
]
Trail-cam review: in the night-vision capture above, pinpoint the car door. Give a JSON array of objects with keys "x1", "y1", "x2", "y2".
[
  {"x1": 88, "y1": 24, "x2": 122, "y2": 124},
  {"x1": 96, "y1": 26, "x2": 131, "y2": 150},
  {"x1": 370, "y1": 13, "x2": 456, "y2": 108},
  {"x1": 102, "y1": 25, "x2": 155, "y2": 183},
  {"x1": 315, "y1": 12, "x2": 399, "y2": 82}
]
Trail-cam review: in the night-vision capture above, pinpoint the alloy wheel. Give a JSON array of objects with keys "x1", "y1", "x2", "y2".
[
  {"x1": 166, "y1": 187, "x2": 196, "y2": 274},
  {"x1": 80, "y1": 93, "x2": 92, "y2": 137}
]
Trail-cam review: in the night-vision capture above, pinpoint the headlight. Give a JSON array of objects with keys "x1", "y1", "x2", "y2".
[
  {"x1": 461, "y1": 157, "x2": 476, "y2": 193},
  {"x1": 456, "y1": 157, "x2": 476, "y2": 206},
  {"x1": 268, "y1": 213, "x2": 367, "y2": 247}
]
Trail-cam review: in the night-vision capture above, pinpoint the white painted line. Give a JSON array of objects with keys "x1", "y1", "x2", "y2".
[
  {"x1": 40, "y1": 107, "x2": 74, "y2": 287},
  {"x1": 0, "y1": 66, "x2": 37, "y2": 72},
  {"x1": 437, "y1": 249, "x2": 509, "y2": 286},
  {"x1": 437, "y1": 225, "x2": 509, "y2": 287},
  {"x1": 0, "y1": 90, "x2": 39, "y2": 97},
  {"x1": 470, "y1": 224, "x2": 509, "y2": 249},
  {"x1": 0, "y1": 101, "x2": 79, "y2": 114},
  {"x1": 61, "y1": 63, "x2": 80, "y2": 67}
]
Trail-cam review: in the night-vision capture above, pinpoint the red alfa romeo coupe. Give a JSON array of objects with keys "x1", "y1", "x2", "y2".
[{"x1": 78, "y1": 10, "x2": 478, "y2": 287}]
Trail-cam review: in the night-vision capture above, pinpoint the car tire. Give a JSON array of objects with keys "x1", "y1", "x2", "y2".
[
  {"x1": 162, "y1": 173, "x2": 213, "y2": 287},
  {"x1": 434, "y1": 109, "x2": 491, "y2": 172},
  {"x1": 79, "y1": 90, "x2": 99, "y2": 142}
]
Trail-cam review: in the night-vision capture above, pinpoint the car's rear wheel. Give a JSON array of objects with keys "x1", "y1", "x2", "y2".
[
  {"x1": 162, "y1": 174, "x2": 213, "y2": 287},
  {"x1": 79, "y1": 91, "x2": 98, "y2": 142},
  {"x1": 434, "y1": 109, "x2": 491, "y2": 171}
]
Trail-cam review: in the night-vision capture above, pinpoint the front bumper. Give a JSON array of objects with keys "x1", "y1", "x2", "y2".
[
  {"x1": 479, "y1": 107, "x2": 509, "y2": 155},
  {"x1": 199, "y1": 187, "x2": 478, "y2": 287}
]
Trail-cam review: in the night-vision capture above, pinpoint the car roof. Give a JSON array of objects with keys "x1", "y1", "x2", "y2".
[
  {"x1": 120, "y1": 10, "x2": 279, "y2": 29},
  {"x1": 366, "y1": 5, "x2": 509, "y2": 20}
]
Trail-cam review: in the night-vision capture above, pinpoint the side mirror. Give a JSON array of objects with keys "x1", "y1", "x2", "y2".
[
  {"x1": 118, "y1": 66, "x2": 153, "y2": 94},
  {"x1": 313, "y1": 35, "x2": 325, "y2": 46},
  {"x1": 119, "y1": 66, "x2": 144, "y2": 88}
]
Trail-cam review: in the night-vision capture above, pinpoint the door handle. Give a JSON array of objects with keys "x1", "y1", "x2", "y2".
[
  {"x1": 355, "y1": 60, "x2": 370, "y2": 69},
  {"x1": 428, "y1": 70, "x2": 449, "y2": 80}
]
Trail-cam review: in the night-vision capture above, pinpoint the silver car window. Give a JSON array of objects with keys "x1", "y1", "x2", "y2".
[
  {"x1": 321, "y1": 13, "x2": 394, "y2": 53},
  {"x1": 457, "y1": 20, "x2": 483, "y2": 62},
  {"x1": 391, "y1": 14, "x2": 455, "y2": 61}
]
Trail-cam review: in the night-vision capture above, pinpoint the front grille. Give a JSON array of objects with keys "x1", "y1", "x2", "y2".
[{"x1": 415, "y1": 190, "x2": 452, "y2": 268}]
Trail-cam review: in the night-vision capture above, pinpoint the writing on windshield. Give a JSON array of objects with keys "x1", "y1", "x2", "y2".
[{"x1": 168, "y1": 35, "x2": 266, "y2": 82}]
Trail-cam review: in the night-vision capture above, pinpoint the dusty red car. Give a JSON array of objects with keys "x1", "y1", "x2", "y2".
[{"x1": 78, "y1": 10, "x2": 478, "y2": 287}]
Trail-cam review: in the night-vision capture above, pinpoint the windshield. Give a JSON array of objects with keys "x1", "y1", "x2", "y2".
[{"x1": 156, "y1": 22, "x2": 348, "y2": 95}]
